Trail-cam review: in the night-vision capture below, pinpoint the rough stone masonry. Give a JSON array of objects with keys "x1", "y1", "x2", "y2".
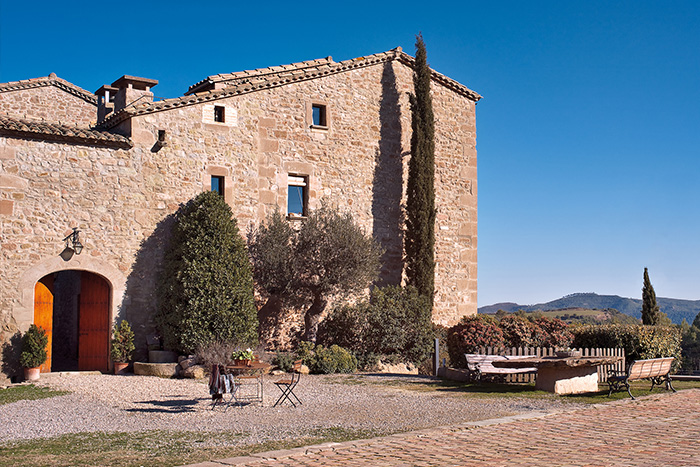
[{"x1": 0, "y1": 47, "x2": 480, "y2": 383}]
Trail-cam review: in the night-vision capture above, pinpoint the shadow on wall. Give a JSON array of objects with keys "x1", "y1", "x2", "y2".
[
  {"x1": 121, "y1": 213, "x2": 176, "y2": 363},
  {"x1": 1, "y1": 332, "x2": 22, "y2": 383},
  {"x1": 372, "y1": 61, "x2": 405, "y2": 287}
]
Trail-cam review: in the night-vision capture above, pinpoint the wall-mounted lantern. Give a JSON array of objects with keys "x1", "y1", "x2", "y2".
[
  {"x1": 151, "y1": 129, "x2": 167, "y2": 152},
  {"x1": 60, "y1": 228, "x2": 83, "y2": 261}
]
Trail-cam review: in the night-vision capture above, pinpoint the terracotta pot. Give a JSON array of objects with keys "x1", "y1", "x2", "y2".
[
  {"x1": 24, "y1": 367, "x2": 40, "y2": 382},
  {"x1": 114, "y1": 362, "x2": 129, "y2": 375}
]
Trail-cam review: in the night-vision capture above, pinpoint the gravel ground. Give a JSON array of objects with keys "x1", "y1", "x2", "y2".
[{"x1": 0, "y1": 372, "x2": 585, "y2": 445}]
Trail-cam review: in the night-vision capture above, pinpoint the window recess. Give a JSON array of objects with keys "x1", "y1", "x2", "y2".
[{"x1": 287, "y1": 175, "x2": 308, "y2": 218}]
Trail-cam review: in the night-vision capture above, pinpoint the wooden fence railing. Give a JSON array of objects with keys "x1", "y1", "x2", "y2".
[{"x1": 477, "y1": 346, "x2": 626, "y2": 383}]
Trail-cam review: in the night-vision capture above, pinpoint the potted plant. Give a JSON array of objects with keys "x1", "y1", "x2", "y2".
[
  {"x1": 20, "y1": 324, "x2": 48, "y2": 381},
  {"x1": 110, "y1": 320, "x2": 135, "y2": 374},
  {"x1": 232, "y1": 348, "x2": 254, "y2": 366}
]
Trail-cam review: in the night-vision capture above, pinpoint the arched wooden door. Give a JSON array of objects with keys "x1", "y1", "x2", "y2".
[
  {"x1": 78, "y1": 272, "x2": 110, "y2": 372},
  {"x1": 33, "y1": 276, "x2": 54, "y2": 373}
]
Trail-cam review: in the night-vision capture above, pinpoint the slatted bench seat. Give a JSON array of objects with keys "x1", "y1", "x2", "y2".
[
  {"x1": 607, "y1": 357, "x2": 676, "y2": 399},
  {"x1": 465, "y1": 354, "x2": 537, "y2": 382}
]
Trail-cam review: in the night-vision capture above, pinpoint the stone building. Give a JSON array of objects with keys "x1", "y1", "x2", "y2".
[{"x1": 0, "y1": 47, "x2": 480, "y2": 382}]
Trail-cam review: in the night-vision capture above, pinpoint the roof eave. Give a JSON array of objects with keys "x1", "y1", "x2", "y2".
[
  {"x1": 0, "y1": 128, "x2": 133, "y2": 149},
  {"x1": 0, "y1": 76, "x2": 98, "y2": 106},
  {"x1": 0, "y1": 117, "x2": 133, "y2": 149},
  {"x1": 97, "y1": 48, "x2": 481, "y2": 129}
]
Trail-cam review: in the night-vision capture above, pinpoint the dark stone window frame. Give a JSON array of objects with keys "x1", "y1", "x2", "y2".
[
  {"x1": 306, "y1": 101, "x2": 330, "y2": 130},
  {"x1": 205, "y1": 166, "x2": 230, "y2": 202},
  {"x1": 214, "y1": 105, "x2": 226, "y2": 123}
]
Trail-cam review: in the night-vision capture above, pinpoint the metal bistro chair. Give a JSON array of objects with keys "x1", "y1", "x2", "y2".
[{"x1": 273, "y1": 359, "x2": 303, "y2": 407}]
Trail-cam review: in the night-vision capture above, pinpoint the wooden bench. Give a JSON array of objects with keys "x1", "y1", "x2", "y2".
[
  {"x1": 607, "y1": 357, "x2": 676, "y2": 399},
  {"x1": 465, "y1": 354, "x2": 537, "y2": 382}
]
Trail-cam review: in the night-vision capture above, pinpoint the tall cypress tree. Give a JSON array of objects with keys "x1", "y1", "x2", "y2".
[
  {"x1": 405, "y1": 33, "x2": 436, "y2": 306},
  {"x1": 642, "y1": 267, "x2": 661, "y2": 325}
]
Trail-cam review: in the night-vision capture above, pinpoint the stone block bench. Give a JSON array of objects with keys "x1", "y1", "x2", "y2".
[{"x1": 607, "y1": 357, "x2": 676, "y2": 399}]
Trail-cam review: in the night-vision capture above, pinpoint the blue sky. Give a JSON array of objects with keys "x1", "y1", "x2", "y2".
[{"x1": 2, "y1": 1, "x2": 699, "y2": 306}]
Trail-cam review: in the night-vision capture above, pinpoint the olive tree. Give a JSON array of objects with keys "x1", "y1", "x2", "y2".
[{"x1": 249, "y1": 203, "x2": 382, "y2": 342}]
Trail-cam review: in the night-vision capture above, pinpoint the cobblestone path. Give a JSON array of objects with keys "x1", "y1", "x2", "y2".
[{"x1": 186, "y1": 389, "x2": 700, "y2": 467}]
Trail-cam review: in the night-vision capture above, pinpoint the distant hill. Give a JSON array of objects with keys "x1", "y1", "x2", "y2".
[{"x1": 479, "y1": 292, "x2": 700, "y2": 325}]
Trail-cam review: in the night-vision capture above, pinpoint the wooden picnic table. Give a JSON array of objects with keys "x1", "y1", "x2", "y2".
[{"x1": 492, "y1": 355, "x2": 622, "y2": 395}]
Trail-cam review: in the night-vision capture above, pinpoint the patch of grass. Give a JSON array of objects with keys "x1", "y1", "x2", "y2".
[
  {"x1": 337, "y1": 373, "x2": 700, "y2": 405},
  {"x1": 323, "y1": 374, "x2": 368, "y2": 385},
  {"x1": 407, "y1": 379, "x2": 556, "y2": 399},
  {"x1": 325, "y1": 373, "x2": 552, "y2": 398},
  {"x1": 0, "y1": 427, "x2": 382, "y2": 467},
  {"x1": 0, "y1": 384, "x2": 69, "y2": 405},
  {"x1": 563, "y1": 378, "x2": 700, "y2": 403},
  {"x1": 421, "y1": 378, "x2": 700, "y2": 404}
]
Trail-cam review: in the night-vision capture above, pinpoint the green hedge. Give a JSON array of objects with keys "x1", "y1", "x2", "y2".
[
  {"x1": 318, "y1": 285, "x2": 434, "y2": 367},
  {"x1": 572, "y1": 324, "x2": 682, "y2": 366}
]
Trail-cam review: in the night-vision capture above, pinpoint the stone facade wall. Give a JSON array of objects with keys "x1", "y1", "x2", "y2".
[
  {"x1": 0, "y1": 84, "x2": 96, "y2": 126},
  {"x1": 0, "y1": 57, "x2": 477, "y2": 382},
  {"x1": 127, "y1": 59, "x2": 477, "y2": 324},
  {"x1": 0, "y1": 136, "x2": 135, "y2": 382},
  {"x1": 430, "y1": 82, "x2": 478, "y2": 324}
]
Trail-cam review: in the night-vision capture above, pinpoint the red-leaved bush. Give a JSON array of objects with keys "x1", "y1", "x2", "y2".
[
  {"x1": 447, "y1": 315, "x2": 504, "y2": 368},
  {"x1": 446, "y1": 314, "x2": 575, "y2": 368},
  {"x1": 535, "y1": 317, "x2": 573, "y2": 348},
  {"x1": 499, "y1": 315, "x2": 542, "y2": 347}
]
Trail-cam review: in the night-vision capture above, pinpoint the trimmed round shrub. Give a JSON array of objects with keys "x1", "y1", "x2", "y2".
[
  {"x1": 295, "y1": 341, "x2": 357, "y2": 374},
  {"x1": 314, "y1": 345, "x2": 358, "y2": 374},
  {"x1": 364, "y1": 285, "x2": 433, "y2": 365},
  {"x1": 272, "y1": 351, "x2": 295, "y2": 373},
  {"x1": 157, "y1": 191, "x2": 258, "y2": 354}
]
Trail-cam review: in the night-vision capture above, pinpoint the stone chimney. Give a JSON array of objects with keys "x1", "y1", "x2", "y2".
[
  {"x1": 95, "y1": 76, "x2": 158, "y2": 122},
  {"x1": 95, "y1": 85, "x2": 118, "y2": 123},
  {"x1": 111, "y1": 75, "x2": 159, "y2": 113}
]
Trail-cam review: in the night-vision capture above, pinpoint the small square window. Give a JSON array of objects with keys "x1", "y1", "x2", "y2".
[
  {"x1": 214, "y1": 106, "x2": 225, "y2": 123},
  {"x1": 211, "y1": 175, "x2": 225, "y2": 197},
  {"x1": 288, "y1": 175, "x2": 308, "y2": 217},
  {"x1": 311, "y1": 104, "x2": 327, "y2": 127}
]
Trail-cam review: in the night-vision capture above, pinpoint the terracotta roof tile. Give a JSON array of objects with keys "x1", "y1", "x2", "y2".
[
  {"x1": 0, "y1": 74, "x2": 98, "y2": 105},
  {"x1": 186, "y1": 57, "x2": 335, "y2": 94},
  {"x1": 98, "y1": 48, "x2": 481, "y2": 130},
  {"x1": 0, "y1": 116, "x2": 132, "y2": 148}
]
